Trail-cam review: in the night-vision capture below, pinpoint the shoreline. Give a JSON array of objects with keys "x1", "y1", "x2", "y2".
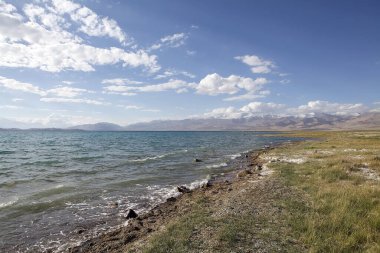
[{"x1": 66, "y1": 144, "x2": 281, "y2": 253}]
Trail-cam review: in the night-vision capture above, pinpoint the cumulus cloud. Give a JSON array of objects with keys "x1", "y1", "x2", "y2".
[
  {"x1": 291, "y1": 100, "x2": 367, "y2": 116},
  {"x1": 50, "y1": 0, "x2": 130, "y2": 44},
  {"x1": 0, "y1": 1, "x2": 160, "y2": 72},
  {"x1": 195, "y1": 73, "x2": 268, "y2": 98},
  {"x1": 103, "y1": 73, "x2": 267, "y2": 99},
  {"x1": 235, "y1": 54, "x2": 275, "y2": 74},
  {"x1": 203, "y1": 106, "x2": 242, "y2": 119},
  {"x1": 204, "y1": 101, "x2": 368, "y2": 119}
]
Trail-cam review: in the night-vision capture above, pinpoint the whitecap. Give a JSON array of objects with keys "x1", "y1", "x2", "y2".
[
  {"x1": 228, "y1": 153, "x2": 242, "y2": 159},
  {"x1": 206, "y1": 162, "x2": 228, "y2": 169},
  {"x1": 0, "y1": 197, "x2": 18, "y2": 208}
]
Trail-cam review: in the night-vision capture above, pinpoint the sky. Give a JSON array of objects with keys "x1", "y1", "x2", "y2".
[{"x1": 0, "y1": 0, "x2": 379, "y2": 128}]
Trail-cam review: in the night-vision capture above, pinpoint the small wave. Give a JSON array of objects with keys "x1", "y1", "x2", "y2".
[
  {"x1": 130, "y1": 154, "x2": 167, "y2": 162},
  {"x1": 0, "y1": 198, "x2": 18, "y2": 209},
  {"x1": 228, "y1": 153, "x2": 242, "y2": 160},
  {"x1": 129, "y1": 149, "x2": 188, "y2": 163},
  {"x1": 188, "y1": 177, "x2": 210, "y2": 190},
  {"x1": 206, "y1": 162, "x2": 228, "y2": 169}
]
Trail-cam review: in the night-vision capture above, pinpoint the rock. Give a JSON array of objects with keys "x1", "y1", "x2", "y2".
[
  {"x1": 256, "y1": 165, "x2": 263, "y2": 171},
  {"x1": 125, "y1": 209, "x2": 138, "y2": 219},
  {"x1": 201, "y1": 181, "x2": 211, "y2": 188},
  {"x1": 177, "y1": 185, "x2": 191, "y2": 193},
  {"x1": 76, "y1": 228, "x2": 85, "y2": 234},
  {"x1": 166, "y1": 197, "x2": 176, "y2": 202},
  {"x1": 193, "y1": 158, "x2": 202, "y2": 162},
  {"x1": 236, "y1": 170, "x2": 252, "y2": 178},
  {"x1": 245, "y1": 154, "x2": 249, "y2": 158}
]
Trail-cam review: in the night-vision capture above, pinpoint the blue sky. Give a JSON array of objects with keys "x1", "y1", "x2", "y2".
[{"x1": 0, "y1": 0, "x2": 379, "y2": 127}]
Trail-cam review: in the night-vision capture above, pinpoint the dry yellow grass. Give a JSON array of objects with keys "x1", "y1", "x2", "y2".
[{"x1": 268, "y1": 131, "x2": 380, "y2": 252}]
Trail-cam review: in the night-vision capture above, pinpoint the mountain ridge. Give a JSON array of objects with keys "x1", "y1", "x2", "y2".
[{"x1": 1, "y1": 113, "x2": 379, "y2": 131}]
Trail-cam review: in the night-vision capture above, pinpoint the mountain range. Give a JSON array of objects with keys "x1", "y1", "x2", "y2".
[{"x1": 69, "y1": 113, "x2": 380, "y2": 131}]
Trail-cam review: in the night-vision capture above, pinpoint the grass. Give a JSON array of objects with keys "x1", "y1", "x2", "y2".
[{"x1": 271, "y1": 131, "x2": 380, "y2": 252}]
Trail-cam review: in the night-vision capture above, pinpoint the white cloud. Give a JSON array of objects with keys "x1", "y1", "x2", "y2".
[
  {"x1": 124, "y1": 105, "x2": 142, "y2": 110},
  {"x1": 241, "y1": 102, "x2": 286, "y2": 115},
  {"x1": 10, "y1": 113, "x2": 100, "y2": 127},
  {"x1": 204, "y1": 106, "x2": 242, "y2": 119},
  {"x1": 149, "y1": 32, "x2": 187, "y2": 51},
  {"x1": 154, "y1": 69, "x2": 195, "y2": 79},
  {"x1": 205, "y1": 102, "x2": 286, "y2": 119},
  {"x1": 0, "y1": 0, "x2": 22, "y2": 20},
  {"x1": 103, "y1": 73, "x2": 267, "y2": 99},
  {"x1": 40, "y1": 97, "x2": 106, "y2": 105},
  {"x1": 46, "y1": 86, "x2": 89, "y2": 98},
  {"x1": 50, "y1": 0, "x2": 130, "y2": 44},
  {"x1": 291, "y1": 100, "x2": 367, "y2": 116},
  {"x1": 102, "y1": 78, "x2": 143, "y2": 85},
  {"x1": 103, "y1": 79, "x2": 192, "y2": 94},
  {"x1": 0, "y1": 43, "x2": 160, "y2": 72},
  {"x1": 204, "y1": 101, "x2": 367, "y2": 119},
  {"x1": 235, "y1": 54, "x2": 275, "y2": 74},
  {"x1": 195, "y1": 73, "x2": 268, "y2": 96},
  {"x1": 224, "y1": 90, "x2": 270, "y2": 101},
  {"x1": 0, "y1": 1, "x2": 160, "y2": 73},
  {"x1": 0, "y1": 75, "x2": 46, "y2": 95}
]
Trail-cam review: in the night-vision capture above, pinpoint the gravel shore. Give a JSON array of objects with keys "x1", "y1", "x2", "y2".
[{"x1": 67, "y1": 145, "x2": 306, "y2": 253}]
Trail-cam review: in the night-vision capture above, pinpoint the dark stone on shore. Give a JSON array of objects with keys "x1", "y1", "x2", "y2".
[
  {"x1": 76, "y1": 228, "x2": 85, "y2": 234},
  {"x1": 177, "y1": 185, "x2": 191, "y2": 193},
  {"x1": 245, "y1": 154, "x2": 249, "y2": 158},
  {"x1": 166, "y1": 197, "x2": 176, "y2": 202},
  {"x1": 202, "y1": 181, "x2": 211, "y2": 188},
  {"x1": 193, "y1": 158, "x2": 202, "y2": 162},
  {"x1": 125, "y1": 209, "x2": 138, "y2": 219}
]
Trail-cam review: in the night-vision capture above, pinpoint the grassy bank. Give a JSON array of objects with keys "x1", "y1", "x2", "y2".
[
  {"x1": 270, "y1": 131, "x2": 380, "y2": 252},
  {"x1": 125, "y1": 131, "x2": 380, "y2": 252}
]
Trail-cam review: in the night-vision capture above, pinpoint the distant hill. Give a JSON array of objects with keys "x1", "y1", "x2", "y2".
[
  {"x1": 124, "y1": 113, "x2": 380, "y2": 131},
  {"x1": 68, "y1": 122, "x2": 126, "y2": 131},
  {"x1": 2, "y1": 113, "x2": 379, "y2": 131}
]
